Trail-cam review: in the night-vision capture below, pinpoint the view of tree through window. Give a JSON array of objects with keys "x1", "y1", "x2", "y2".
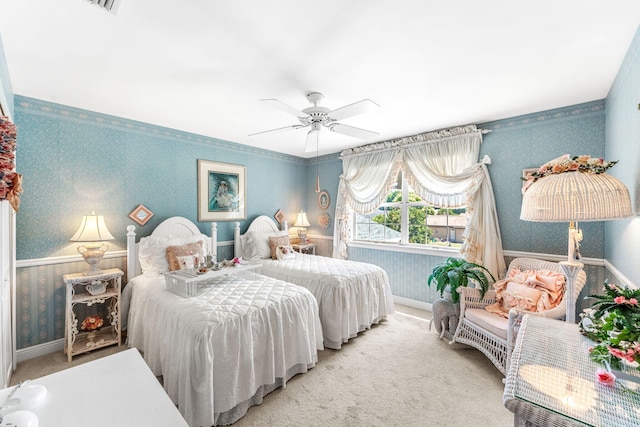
[{"x1": 354, "y1": 182, "x2": 466, "y2": 247}]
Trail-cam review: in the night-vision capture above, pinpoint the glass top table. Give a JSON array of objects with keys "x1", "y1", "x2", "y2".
[{"x1": 503, "y1": 315, "x2": 640, "y2": 427}]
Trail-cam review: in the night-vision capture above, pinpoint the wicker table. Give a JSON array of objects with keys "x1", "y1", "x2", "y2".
[{"x1": 503, "y1": 315, "x2": 640, "y2": 427}]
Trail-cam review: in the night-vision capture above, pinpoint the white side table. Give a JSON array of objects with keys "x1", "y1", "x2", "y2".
[
  {"x1": 292, "y1": 243, "x2": 316, "y2": 255},
  {"x1": 63, "y1": 268, "x2": 123, "y2": 362}
]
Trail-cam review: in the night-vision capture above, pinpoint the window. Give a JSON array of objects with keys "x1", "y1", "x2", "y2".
[{"x1": 354, "y1": 178, "x2": 466, "y2": 248}]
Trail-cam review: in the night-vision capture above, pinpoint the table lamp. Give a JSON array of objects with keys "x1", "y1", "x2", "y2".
[
  {"x1": 70, "y1": 211, "x2": 115, "y2": 275},
  {"x1": 520, "y1": 155, "x2": 633, "y2": 323},
  {"x1": 293, "y1": 211, "x2": 311, "y2": 244}
]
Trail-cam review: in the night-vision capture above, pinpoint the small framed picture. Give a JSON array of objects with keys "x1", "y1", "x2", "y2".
[
  {"x1": 274, "y1": 209, "x2": 285, "y2": 224},
  {"x1": 318, "y1": 190, "x2": 330, "y2": 210},
  {"x1": 129, "y1": 204, "x2": 154, "y2": 226}
]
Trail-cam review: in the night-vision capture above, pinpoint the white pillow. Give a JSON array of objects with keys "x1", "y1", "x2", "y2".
[{"x1": 138, "y1": 233, "x2": 210, "y2": 275}]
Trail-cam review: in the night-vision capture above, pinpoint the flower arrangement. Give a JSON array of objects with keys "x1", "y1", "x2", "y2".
[
  {"x1": 80, "y1": 315, "x2": 104, "y2": 332},
  {"x1": 580, "y1": 280, "x2": 640, "y2": 371},
  {"x1": 579, "y1": 280, "x2": 640, "y2": 395},
  {"x1": 521, "y1": 154, "x2": 618, "y2": 193}
]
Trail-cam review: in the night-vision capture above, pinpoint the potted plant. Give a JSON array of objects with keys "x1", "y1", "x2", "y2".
[{"x1": 427, "y1": 257, "x2": 495, "y2": 304}]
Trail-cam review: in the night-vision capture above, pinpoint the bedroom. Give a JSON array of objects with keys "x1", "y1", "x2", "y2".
[{"x1": 0, "y1": 1, "x2": 639, "y2": 425}]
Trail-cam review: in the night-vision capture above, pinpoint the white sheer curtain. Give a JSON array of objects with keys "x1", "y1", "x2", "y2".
[{"x1": 332, "y1": 125, "x2": 506, "y2": 280}]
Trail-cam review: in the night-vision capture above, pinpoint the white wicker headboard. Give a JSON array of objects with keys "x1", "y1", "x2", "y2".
[
  {"x1": 126, "y1": 216, "x2": 217, "y2": 281},
  {"x1": 233, "y1": 215, "x2": 287, "y2": 259}
]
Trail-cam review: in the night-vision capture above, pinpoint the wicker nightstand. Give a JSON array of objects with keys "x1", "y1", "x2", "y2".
[{"x1": 63, "y1": 268, "x2": 123, "y2": 362}]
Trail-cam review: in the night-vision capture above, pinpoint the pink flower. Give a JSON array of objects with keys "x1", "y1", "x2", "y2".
[
  {"x1": 629, "y1": 298, "x2": 638, "y2": 305},
  {"x1": 614, "y1": 296, "x2": 627, "y2": 304},
  {"x1": 609, "y1": 347, "x2": 628, "y2": 360},
  {"x1": 596, "y1": 368, "x2": 616, "y2": 387}
]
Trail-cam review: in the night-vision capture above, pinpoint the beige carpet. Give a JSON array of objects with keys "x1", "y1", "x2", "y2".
[
  {"x1": 234, "y1": 306, "x2": 513, "y2": 426},
  {"x1": 12, "y1": 306, "x2": 514, "y2": 426}
]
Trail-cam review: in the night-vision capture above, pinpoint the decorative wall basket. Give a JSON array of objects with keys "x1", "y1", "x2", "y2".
[{"x1": 0, "y1": 115, "x2": 21, "y2": 211}]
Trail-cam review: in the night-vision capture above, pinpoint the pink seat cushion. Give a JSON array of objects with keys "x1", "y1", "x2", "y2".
[{"x1": 464, "y1": 308, "x2": 508, "y2": 340}]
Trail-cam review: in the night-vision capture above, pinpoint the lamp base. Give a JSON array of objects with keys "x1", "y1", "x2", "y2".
[
  {"x1": 77, "y1": 243, "x2": 108, "y2": 276},
  {"x1": 560, "y1": 261, "x2": 583, "y2": 324},
  {"x1": 297, "y1": 229, "x2": 308, "y2": 244}
]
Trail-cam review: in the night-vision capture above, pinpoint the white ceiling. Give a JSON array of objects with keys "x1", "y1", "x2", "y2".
[{"x1": 1, "y1": 1, "x2": 639, "y2": 158}]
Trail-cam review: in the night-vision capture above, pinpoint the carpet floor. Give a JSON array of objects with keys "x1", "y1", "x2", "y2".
[{"x1": 233, "y1": 305, "x2": 514, "y2": 426}]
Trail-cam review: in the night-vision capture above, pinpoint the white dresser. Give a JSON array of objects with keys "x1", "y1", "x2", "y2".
[{"x1": 1, "y1": 348, "x2": 189, "y2": 426}]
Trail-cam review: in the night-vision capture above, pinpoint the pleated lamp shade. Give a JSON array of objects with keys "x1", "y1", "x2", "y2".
[{"x1": 520, "y1": 172, "x2": 633, "y2": 222}]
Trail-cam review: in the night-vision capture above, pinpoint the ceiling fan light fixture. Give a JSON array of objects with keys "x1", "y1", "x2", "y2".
[{"x1": 84, "y1": 0, "x2": 121, "y2": 14}]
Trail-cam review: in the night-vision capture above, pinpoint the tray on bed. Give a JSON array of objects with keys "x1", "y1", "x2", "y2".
[{"x1": 164, "y1": 263, "x2": 261, "y2": 297}]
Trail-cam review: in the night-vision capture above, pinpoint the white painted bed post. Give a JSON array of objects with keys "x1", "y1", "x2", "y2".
[
  {"x1": 210, "y1": 222, "x2": 217, "y2": 262},
  {"x1": 126, "y1": 225, "x2": 137, "y2": 281},
  {"x1": 282, "y1": 220, "x2": 288, "y2": 231},
  {"x1": 234, "y1": 222, "x2": 241, "y2": 258}
]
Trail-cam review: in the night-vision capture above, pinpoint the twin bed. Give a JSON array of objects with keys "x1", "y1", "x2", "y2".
[
  {"x1": 124, "y1": 215, "x2": 394, "y2": 426},
  {"x1": 234, "y1": 215, "x2": 395, "y2": 349}
]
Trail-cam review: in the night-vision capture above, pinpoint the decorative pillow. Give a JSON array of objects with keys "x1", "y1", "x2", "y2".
[
  {"x1": 139, "y1": 234, "x2": 210, "y2": 275},
  {"x1": 166, "y1": 241, "x2": 204, "y2": 271},
  {"x1": 269, "y1": 234, "x2": 291, "y2": 259},
  {"x1": 275, "y1": 244, "x2": 295, "y2": 260},
  {"x1": 485, "y1": 267, "x2": 566, "y2": 318},
  {"x1": 500, "y1": 282, "x2": 542, "y2": 312},
  {"x1": 176, "y1": 255, "x2": 197, "y2": 270}
]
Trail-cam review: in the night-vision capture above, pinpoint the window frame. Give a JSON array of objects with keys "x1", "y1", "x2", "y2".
[{"x1": 352, "y1": 178, "x2": 465, "y2": 253}]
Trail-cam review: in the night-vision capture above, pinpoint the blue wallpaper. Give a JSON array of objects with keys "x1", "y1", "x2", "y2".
[
  {"x1": 604, "y1": 25, "x2": 640, "y2": 285},
  {"x1": 480, "y1": 101, "x2": 607, "y2": 259},
  {"x1": 14, "y1": 97, "x2": 308, "y2": 260}
]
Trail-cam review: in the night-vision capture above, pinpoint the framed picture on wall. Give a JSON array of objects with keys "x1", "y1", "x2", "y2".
[
  {"x1": 198, "y1": 160, "x2": 246, "y2": 221},
  {"x1": 318, "y1": 190, "x2": 330, "y2": 210}
]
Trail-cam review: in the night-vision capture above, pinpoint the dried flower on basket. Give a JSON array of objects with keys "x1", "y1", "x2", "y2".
[
  {"x1": 80, "y1": 315, "x2": 104, "y2": 332},
  {"x1": 521, "y1": 154, "x2": 618, "y2": 193}
]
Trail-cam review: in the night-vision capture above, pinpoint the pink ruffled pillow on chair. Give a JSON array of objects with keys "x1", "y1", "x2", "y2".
[{"x1": 485, "y1": 268, "x2": 565, "y2": 318}]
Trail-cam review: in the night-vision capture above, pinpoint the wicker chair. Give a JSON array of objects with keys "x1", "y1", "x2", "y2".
[{"x1": 450, "y1": 257, "x2": 587, "y2": 376}]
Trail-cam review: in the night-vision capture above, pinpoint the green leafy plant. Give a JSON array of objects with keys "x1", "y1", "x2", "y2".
[
  {"x1": 579, "y1": 280, "x2": 640, "y2": 372},
  {"x1": 427, "y1": 257, "x2": 495, "y2": 303}
]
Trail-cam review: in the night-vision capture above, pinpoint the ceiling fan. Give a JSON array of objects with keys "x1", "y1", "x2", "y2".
[{"x1": 250, "y1": 92, "x2": 380, "y2": 152}]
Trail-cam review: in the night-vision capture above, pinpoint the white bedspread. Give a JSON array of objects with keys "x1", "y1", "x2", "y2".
[
  {"x1": 126, "y1": 272, "x2": 323, "y2": 427},
  {"x1": 258, "y1": 253, "x2": 394, "y2": 349}
]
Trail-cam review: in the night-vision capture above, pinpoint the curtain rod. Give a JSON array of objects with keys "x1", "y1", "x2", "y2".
[{"x1": 341, "y1": 125, "x2": 489, "y2": 158}]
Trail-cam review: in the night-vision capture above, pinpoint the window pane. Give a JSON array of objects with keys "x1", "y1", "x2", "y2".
[
  {"x1": 352, "y1": 179, "x2": 466, "y2": 248},
  {"x1": 355, "y1": 211, "x2": 401, "y2": 243}
]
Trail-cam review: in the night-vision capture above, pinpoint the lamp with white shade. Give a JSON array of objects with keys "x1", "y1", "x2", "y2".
[
  {"x1": 293, "y1": 211, "x2": 311, "y2": 244},
  {"x1": 70, "y1": 211, "x2": 115, "y2": 275},
  {"x1": 520, "y1": 155, "x2": 633, "y2": 323}
]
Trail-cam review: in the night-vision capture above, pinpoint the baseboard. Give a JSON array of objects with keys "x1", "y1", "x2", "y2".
[
  {"x1": 393, "y1": 295, "x2": 432, "y2": 312},
  {"x1": 16, "y1": 339, "x2": 64, "y2": 363}
]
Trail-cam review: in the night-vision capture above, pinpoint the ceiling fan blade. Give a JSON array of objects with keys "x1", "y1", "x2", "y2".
[
  {"x1": 260, "y1": 99, "x2": 307, "y2": 118},
  {"x1": 328, "y1": 123, "x2": 379, "y2": 139},
  {"x1": 249, "y1": 124, "x2": 306, "y2": 137},
  {"x1": 327, "y1": 99, "x2": 379, "y2": 121},
  {"x1": 305, "y1": 130, "x2": 319, "y2": 152}
]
